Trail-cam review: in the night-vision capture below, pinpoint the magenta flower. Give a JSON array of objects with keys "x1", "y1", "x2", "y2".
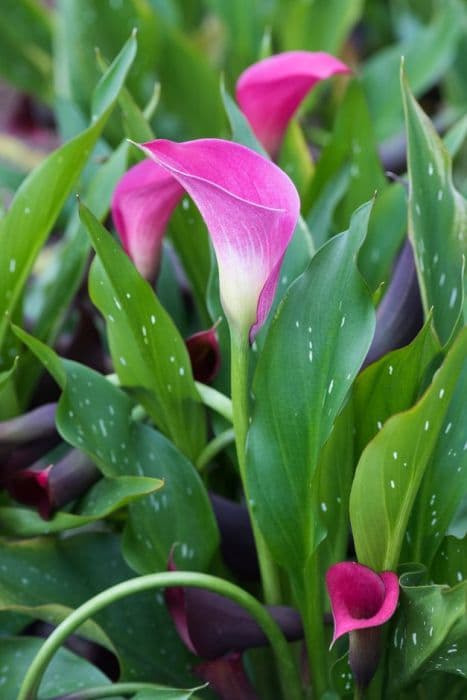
[
  {"x1": 326, "y1": 562, "x2": 399, "y2": 689},
  {"x1": 111, "y1": 159, "x2": 183, "y2": 280},
  {"x1": 131, "y1": 139, "x2": 300, "y2": 340},
  {"x1": 236, "y1": 51, "x2": 350, "y2": 157}
]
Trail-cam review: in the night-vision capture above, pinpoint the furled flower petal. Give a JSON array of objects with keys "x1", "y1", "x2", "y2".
[
  {"x1": 326, "y1": 561, "x2": 399, "y2": 644},
  {"x1": 186, "y1": 325, "x2": 221, "y2": 383},
  {"x1": 7, "y1": 449, "x2": 100, "y2": 520},
  {"x1": 363, "y1": 239, "x2": 423, "y2": 368},
  {"x1": 210, "y1": 493, "x2": 259, "y2": 580},
  {"x1": 111, "y1": 159, "x2": 184, "y2": 280},
  {"x1": 236, "y1": 51, "x2": 350, "y2": 156},
  {"x1": 166, "y1": 562, "x2": 303, "y2": 659},
  {"x1": 138, "y1": 139, "x2": 300, "y2": 340},
  {"x1": 0, "y1": 403, "x2": 56, "y2": 444},
  {"x1": 195, "y1": 653, "x2": 259, "y2": 700}
]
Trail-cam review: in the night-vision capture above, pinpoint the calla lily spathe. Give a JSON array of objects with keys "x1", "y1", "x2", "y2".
[
  {"x1": 111, "y1": 159, "x2": 183, "y2": 280},
  {"x1": 114, "y1": 139, "x2": 300, "y2": 341},
  {"x1": 236, "y1": 51, "x2": 350, "y2": 156},
  {"x1": 326, "y1": 562, "x2": 399, "y2": 688}
]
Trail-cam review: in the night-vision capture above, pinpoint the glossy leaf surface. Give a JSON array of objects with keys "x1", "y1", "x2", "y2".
[
  {"x1": 402, "y1": 68, "x2": 466, "y2": 345},
  {"x1": 83, "y1": 202, "x2": 206, "y2": 461},
  {"x1": 247, "y1": 201, "x2": 375, "y2": 574},
  {"x1": 0, "y1": 30, "x2": 137, "y2": 355},
  {"x1": 350, "y1": 327, "x2": 467, "y2": 570}
]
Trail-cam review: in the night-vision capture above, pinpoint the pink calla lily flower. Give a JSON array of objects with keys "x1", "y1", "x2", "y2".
[
  {"x1": 326, "y1": 562, "x2": 399, "y2": 688},
  {"x1": 236, "y1": 51, "x2": 350, "y2": 156},
  {"x1": 111, "y1": 159, "x2": 183, "y2": 280},
  {"x1": 133, "y1": 138, "x2": 300, "y2": 340}
]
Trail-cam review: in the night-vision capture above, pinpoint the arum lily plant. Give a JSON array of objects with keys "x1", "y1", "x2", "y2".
[{"x1": 1, "y1": 12, "x2": 466, "y2": 700}]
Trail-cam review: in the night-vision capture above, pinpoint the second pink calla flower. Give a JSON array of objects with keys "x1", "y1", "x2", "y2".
[
  {"x1": 133, "y1": 138, "x2": 300, "y2": 341},
  {"x1": 111, "y1": 159, "x2": 183, "y2": 280},
  {"x1": 326, "y1": 562, "x2": 399, "y2": 689},
  {"x1": 236, "y1": 51, "x2": 350, "y2": 157}
]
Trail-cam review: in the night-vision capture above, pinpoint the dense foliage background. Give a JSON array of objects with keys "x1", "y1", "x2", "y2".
[{"x1": 0, "y1": 1, "x2": 466, "y2": 699}]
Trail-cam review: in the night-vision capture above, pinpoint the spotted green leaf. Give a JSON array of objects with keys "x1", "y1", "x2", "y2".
[
  {"x1": 0, "y1": 533, "x2": 195, "y2": 685},
  {"x1": 247, "y1": 201, "x2": 375, "y2": 576},
  {"x1": 406, "y1": 365, "x2": 467, "y2": 566},
  {"x1": 0, "y1": 30, "x2": 137, "y2": 356},
  {"x1": 306, "y1": 79, "x2": 387, "y2": 237},
  {"x1": 12, "y1": 327, "x2": 218, "y2": 574},
  {"x1": 431, "y1": 535, "x2": 467, "y2": 588},
  {"x1": 0, "y1": 637, "x2": 111, "y2": 700},
  {"x1": 388, "y1": 567, "x2": 467, "y2": 693},
  {"x1": 81, "y1": 202, "x2": 206, "y2": 462},
  {"x1": 350, "y1": 327, "x2": 467, "y2": 570},
  {"x1": 0, "y1": 475, "x2": 163, "y2": 536},
  {"x1": 402, "y1": 65, "x2": 466, "y2": 345},
  {"x1": 353, "y1": 320, "x2": 440, "y2": 459}
]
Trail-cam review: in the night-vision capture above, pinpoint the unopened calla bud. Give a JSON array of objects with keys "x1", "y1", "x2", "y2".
[{"x1": 186, "y1": 324, "x2": 221, "y2": 383}]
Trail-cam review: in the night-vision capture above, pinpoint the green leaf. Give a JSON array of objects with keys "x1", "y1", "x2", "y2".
[
  {"x1": 277, "y1": 0, "x2": 363, "y2": 55},
  {"x1": 387, "y1": 567, "x2": 467, "y2": 692},
  {"x1": 363, "y1": 0, "x2": 465, "y2": 141},
  {"x1": 449, "y1": 496, "x2": 467, "y2": 539},
  {"x1": 306, "y1": 80, "x2": 387, "y2": 235},
  {"x1": 0, "y1": 357, "x2": 19, "y2": 419},
  {"x1": 406, "y1": 364, "x2": 467, "y2": 565},
  {"x1": 95, "y1": 46, "x2": 158, "y2": 143},
  {"x1": 353, "y1": 320, "x2": 440, "y2": 459},
  {"x1": 278, "y1": 120, "x2": 314, "y2": 205},
  {"x1": 55, "y1": 0, "x2": 159, "y2": 115},
  {"x1": 350, "y1": 327, "x2": 467, "y2": 570},
  {"x1": 358, "y1": 183, "x2": 408, "y2": 293},
  {"x1": 220, "y1": 79, "x2": 267, "y2": 156},
  {"x1": 306, "y1": 166, "x2": 350, "y2": 249},
  {"x1": 0, "y1": 603, "x2": 113, "y2": 655},
  {"x1": 168, "y1": 196, "x2": 212, "y2": 325},
  {"x1": 315, "y1": 401, "x2": 355, "y2": 572},
  {"x1": 402, "y1": 67, "x2": 466, "y2": 345},
  {"x1": 17, "y1": 141, "x2": 131, "y2": 406},
  {"x1": 206, "y1": 0, "x2": 262, "y2": 75},
  {"x1": 0, "y1": 0, "x2": 53, "y2": 101},
  {"x1": 0, "y1": 532, "x2": 195, "y2": 684},
  {"x1": 0, "y1": 637, "x2": 112, "y2": 700},
  {"x1": 246, "y1": 201, "x2": 375, "y2": 575},
  {"x1": 11, "y1": 327, "x2": 218, "y2": 574},
  {"x1": 0, "y1": 30, "x2": 137, "y2": 357},
  {"x1": 0, "y1": 475, "x2": 163, "y2": 536},
  {"x1": 431, "y1": 535, "x2": 467, "y2": 588},
  {"x1": 81, "y1": 202, "x2": 206, "y2": 461},
  {"x1": 133, "y1": 687, "x2": 203, "y2": 700},
  {"x1": 123, "y1": 424, "x2": 219, "y2": 574},
  {"x1": 158, "y1": 24, "x2": 224, "y2": 138}
]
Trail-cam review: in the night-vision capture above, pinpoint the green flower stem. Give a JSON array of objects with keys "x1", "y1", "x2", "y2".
[
  {"x1": 51, "y1": 682, "x2": 197, "y2": 699},
  {"x1": 230, "y1": 330, "x2": 283, "y2": 607},
  {"x1": 17, "y1": 571, "x2": 302, "y2": 700},
  {"x1": 195, "y1": 427, "x2": 235, "y2": 471},
  {"x1": 301, "y1": 551, "x2": 329, "y2": 699},
  {"x1": 195, "y1": 381, "x2": 233, "y2": 422}
]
